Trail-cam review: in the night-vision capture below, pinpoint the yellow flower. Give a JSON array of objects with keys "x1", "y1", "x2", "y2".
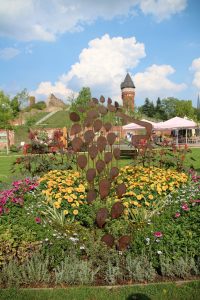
[
  {"x1": 136, "y1": 194, "x2": 143, "y2": 200},
  {"x1": 71, "y1": 194, "x2": 77, "y2": 200},
  {"x1": 80, "y1": 195, "x2": 85, "y2": 199},
  {"x1": 67, "y1": 196, "x2": 73, "y2": 203},
  {"x1": 124, "y1": 209, "x2": 129, "y2": 215},
  {"x1": 145, "y1": 201, "x2": 150, "y2": 207},
  {"x1": 66, "y1": 187, "x2": 73, "y2": 193},
  {"x1": 53, "y1": 201, "x2": 60, "y2": 209},
  {"x1": 63, "y1": 210, "x2": 69, "y2": 215},
  {"x1": 73, "y1": 209, "x2": 79, "y2": 215},
  {"x1": 162, "y1": 186, "x2": 167, "y2": 191},
  {"x1": 148, "y1": 194, "x2": 154, "y2": 200}
]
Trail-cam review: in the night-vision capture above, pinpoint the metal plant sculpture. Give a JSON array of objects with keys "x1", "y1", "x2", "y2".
[{"x1": 69, "y1": 97, "x2": 152, "y2": 250}]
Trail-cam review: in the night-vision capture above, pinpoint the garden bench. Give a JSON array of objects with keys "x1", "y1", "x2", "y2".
[{"x1": 120, "y1": 149, "x2": 138, "y2": 158}]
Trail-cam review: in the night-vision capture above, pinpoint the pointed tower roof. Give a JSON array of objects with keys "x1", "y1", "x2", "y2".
[{"x1": 121, "y1": 73, "x2": 135, "y2": 89}]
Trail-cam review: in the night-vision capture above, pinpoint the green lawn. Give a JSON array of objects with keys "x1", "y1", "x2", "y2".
[
  {"x1": 185, "y1": 147, "x2": 200, "y2": 172},
  {"x1": 0, "y1": 281, "x2": 199, "y2": 300},
  {"x1": 0, "y1": 148, "x2": 199, "y2": 184}
]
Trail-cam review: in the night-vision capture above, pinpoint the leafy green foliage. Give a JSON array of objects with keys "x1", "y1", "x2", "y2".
[
  {"x1": 0, "y1": 90, "x2": 13, "y2": 129},
  {"x1": 70, "y1": 87, "x2": 91, "y2": 113},
  {"x1": 139, "y1": 97, "x2": 196, "y2": 121}
]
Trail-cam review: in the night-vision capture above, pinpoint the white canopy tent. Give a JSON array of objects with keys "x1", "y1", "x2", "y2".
[
  {"x1": 122, "y1": 116, "x2": 198, "y2": 144},
  {"x1": 155, "y1": 117, "x2": 197, "y2": 130},
  {"x1": 155, "y1": 116, "x2": 198, "y2": 144},
  {"x1": 122, "y1": 119, "x2": 163, "y2": 131}
]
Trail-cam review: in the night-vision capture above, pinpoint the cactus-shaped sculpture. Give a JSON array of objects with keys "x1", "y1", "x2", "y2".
[{"x1": 69, "y1": 96, "x2": 152, "y2": 249}]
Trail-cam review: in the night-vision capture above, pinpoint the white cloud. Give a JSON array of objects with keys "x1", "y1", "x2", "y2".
[
  {"x1": 140, "y1": 0, "x2": 187, "y2": 21},
  {"x1": 60, "y1": 34, "x2": 146, "y2": 100},
  {"x1": 0, "y1": 0, "x2": 187, "y2": 41},
  {"x1": 0, "y1": 47, "x2": 20, "y2": 60},
  {"x1": 190, "y1": 58, "x2": 200, "y2": 89},
  {"x1": 31, "y1": 81, "x2": 76, "y2": 101},
  {"x1": 32, "y1": 34, "x2": 186, "y2": 103},
  {"x1": 133, "y1": 64, "x2": 187, "y2": 99}
]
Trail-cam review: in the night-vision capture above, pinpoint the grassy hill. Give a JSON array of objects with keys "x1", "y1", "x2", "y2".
[
  {"x1": 33, "y1": 110, "x2": 71, "y2": 128},
  {"x1": 14, "y1": 110, "x2": 71, "y2": 146}
]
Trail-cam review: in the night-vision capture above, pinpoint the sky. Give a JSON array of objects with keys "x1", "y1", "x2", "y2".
[{"x1": 0, "y1": 0, "x2": 200, "y2": 107}]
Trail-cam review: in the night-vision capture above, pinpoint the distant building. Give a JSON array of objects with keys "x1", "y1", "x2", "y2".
[
  {"x1": 47, "y1": 93, "x2": 66, "y2": 110},
  {"x1": 29, "y1": 96, "x2": 36, "y2": 107},
  {"x1": 121, "y1": 73, "x2": 135, "y2": 111}
]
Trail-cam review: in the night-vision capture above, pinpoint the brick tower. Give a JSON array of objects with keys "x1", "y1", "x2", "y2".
[{"x1": 121, "y1": 73, "x2": 135, "y2": 111}]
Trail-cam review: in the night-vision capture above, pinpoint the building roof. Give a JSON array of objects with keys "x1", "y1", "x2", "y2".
[{"x1": 121, "y1": 73, "x2": 135, "y2": 89}]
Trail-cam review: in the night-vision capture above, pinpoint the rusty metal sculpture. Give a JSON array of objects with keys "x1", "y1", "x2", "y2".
[{"x1": 69, "y1": 96, "x2": 152, "y2": 250}]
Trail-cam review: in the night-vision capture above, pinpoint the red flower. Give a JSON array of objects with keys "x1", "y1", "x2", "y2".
[
  {"x1": 35, "y1": 217, "x2": 41, "y2": 224},
  {"x1": 154, "y1": 231, "x2": 163, "y2": 238}
]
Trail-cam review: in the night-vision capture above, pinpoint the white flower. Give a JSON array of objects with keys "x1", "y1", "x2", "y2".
[
  {"x1": 69, "y1": 237, "x2": 79, "y2": 242},
  {"x1": 157, "y1": 250, "x2": 162, "y2": 255},
  {"x1": 80, "y1": 245, "x2": 85, "y2": 250}
]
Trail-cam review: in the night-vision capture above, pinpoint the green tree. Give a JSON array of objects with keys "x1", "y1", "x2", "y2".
[
  {"x1": 140, "y1": 98, "x2": 155, "y2": 117},
  {"x1": 161, "y1": 97, "x2": 195, "y2": 120},
  {"x1": 0, "y1": 91, "x2": 13, "y2": 153},
  {"x1": 0, "y1": 91, "x2": 13, "y2": 129},
  {"x1": 10, "y1": 96, "x2": 20, "y2": 117},
  {"x1": 15, "y1": 88, "x2": 29, "y2": 109},
  {"x1": 175, "y1": 100, "x2": 195, "y2": 119},
  {"x1": 70, "y1": 87, "x2": 91, "y2": 112},
  {"x1": 161, "y1": 97, "x2": 178, "y2": 120}
]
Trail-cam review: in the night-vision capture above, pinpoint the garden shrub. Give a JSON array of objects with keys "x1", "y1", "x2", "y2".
[
  {"x1": 126, "y1": 254, "x2": 156, "y2": 282},
  {"x1": 160, "y1": 256, "x2": 199, "y2": 278},
  {"x1": 54, "y1": 255, "x2": 98, "y2": 285}
]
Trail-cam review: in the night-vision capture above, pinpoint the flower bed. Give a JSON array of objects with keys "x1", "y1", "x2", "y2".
[
  {"x1": 0, "y1": 167, "x2": 199, "y2": 287},
  {"x1": 39, "y1": 170, "x2": 87, "y2": 220},
  {"x1": 116, "y1": 166, "x2": 188, "y2": 210}
]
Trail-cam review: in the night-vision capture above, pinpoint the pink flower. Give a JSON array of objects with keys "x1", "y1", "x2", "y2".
[
  {"x1": 35, "y1": 217, "x2": 41, "y2": 224},
  {"x1": 190, "y1": 199, "x2": 200, "y2": 203},
  {"x1": 181, "y1": 203, "x2": 189, "y2": 211},
  {"x1": 154, "y1": 231, "x2": 163, "y2": 238},
  {"x1": 175, "y1": 212, "x2": 180, "y2": 218}
]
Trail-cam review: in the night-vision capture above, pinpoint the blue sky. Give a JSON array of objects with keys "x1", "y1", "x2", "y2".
[{"x1": 0, "y1": 0, "x2": 200, "y2": 107}]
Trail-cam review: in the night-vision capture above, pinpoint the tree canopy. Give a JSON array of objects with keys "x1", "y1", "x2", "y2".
[
  {"x1": 139, "y1": 97, "x2": 196, "y2": 121},
  {"x1": 70, "y1": 87, "x2": 91, "y2": 112},
  {"x1": 0, "y1": 91, "x2": 13, "y2": 129}
]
